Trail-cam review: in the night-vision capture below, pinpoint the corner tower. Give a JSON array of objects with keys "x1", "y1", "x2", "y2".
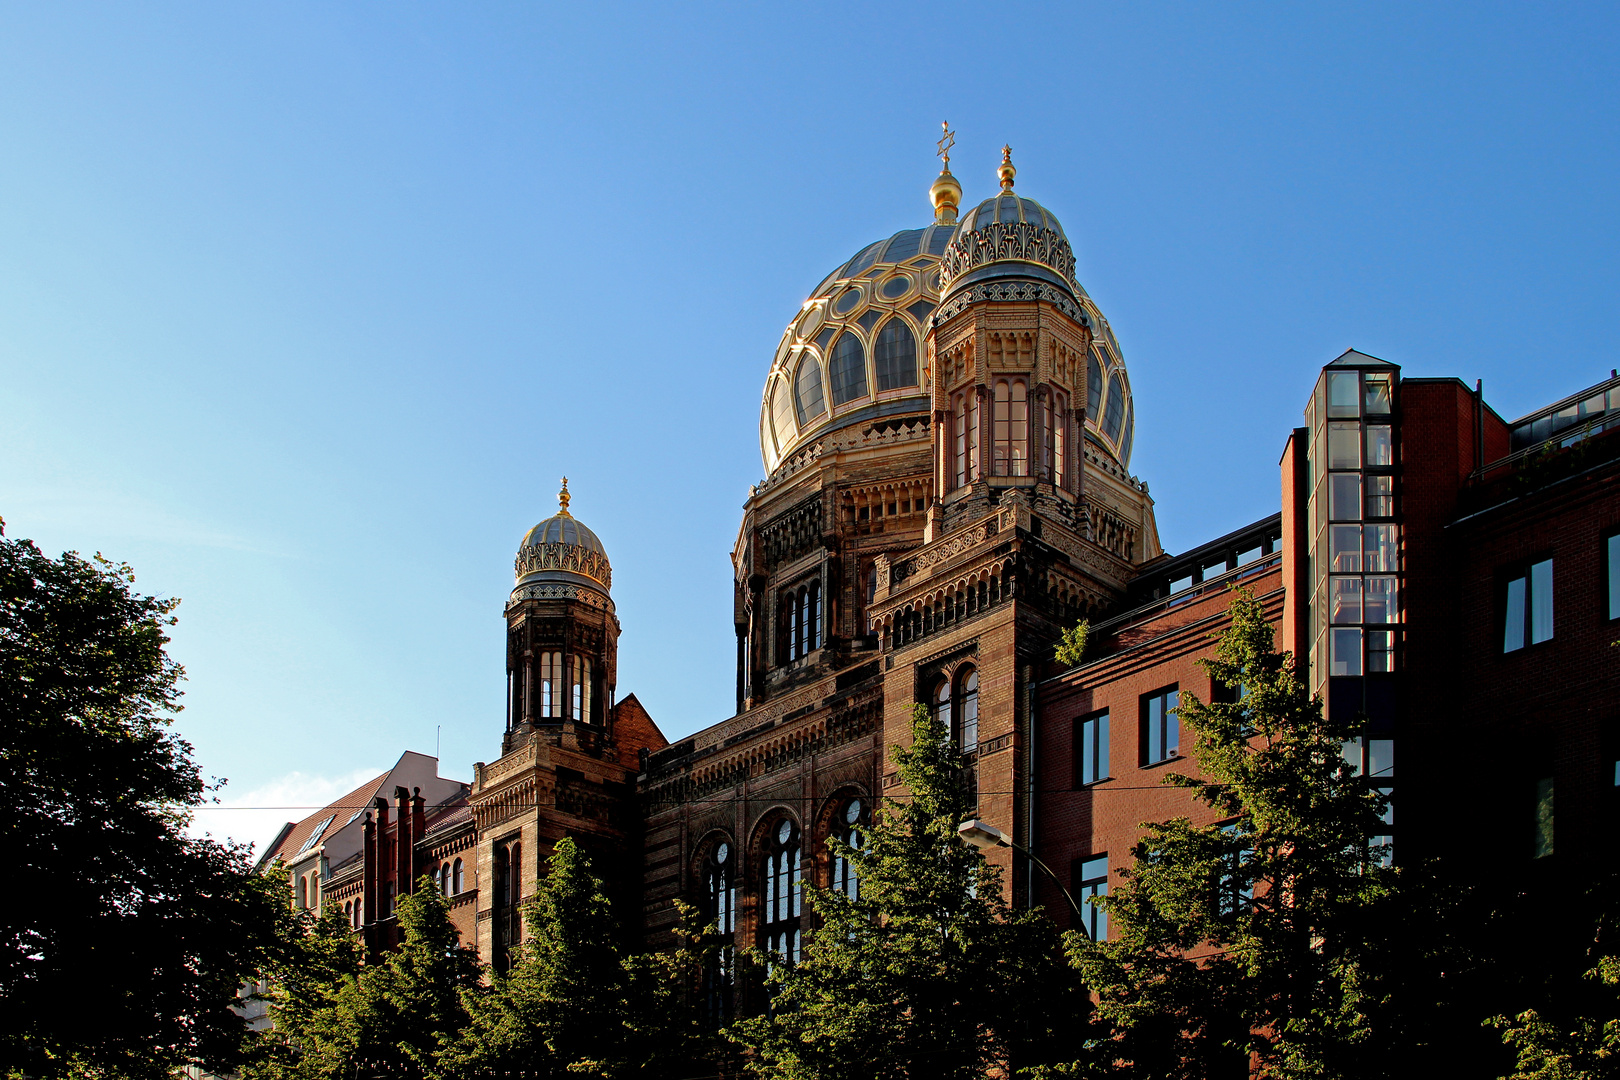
[{"x1": 470, "y1": 481, "x2": 664, "y2": 973}]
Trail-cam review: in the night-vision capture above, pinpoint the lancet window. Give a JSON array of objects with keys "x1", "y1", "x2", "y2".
[
  {"x1": 703, "y1": 840, "x2": 736, "y2": 1020},
  {"x1": 571, "y1": 654, "x2": 593, "y2": 723},
  {"x1": 952, "y1": 388, "x2": 979, "y2": 489},
  {"x1": 874, "y1": 319, "x2": 917, "y2": 390},
  {"x1": 538, "y1": 651, "x2": 562, "y2": 719},
  {"x1": 828, "y1": 332, "x2": 868, "y2": 406},
  {"x1": 832, "y1": 798, "x2": 864, "y2": 900},
  {"x1": 1046, "y1": 389, "x2": 1070, "y2": 489},
  {"x1": 779, "y1": 578, "x2": 822, "y2": 663}
]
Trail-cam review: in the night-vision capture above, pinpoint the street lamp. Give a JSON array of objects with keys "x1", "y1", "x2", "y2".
[{"x1": 956, "y1": 818, "x2": 1091, "y2": 939}]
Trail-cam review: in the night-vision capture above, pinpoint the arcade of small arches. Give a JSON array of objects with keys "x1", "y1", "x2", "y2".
[{"x1": 879, "y1": 562, "x2": 1016, "y2": 650}]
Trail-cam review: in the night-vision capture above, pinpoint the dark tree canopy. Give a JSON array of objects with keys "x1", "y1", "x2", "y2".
[{"x1": 0, "y1": 522, "x2": 289, "y2": 1078}]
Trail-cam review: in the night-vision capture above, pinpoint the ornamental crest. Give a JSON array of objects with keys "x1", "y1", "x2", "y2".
[{"x1": 514, "y1": 542, "x2": 613, "y2": 590}]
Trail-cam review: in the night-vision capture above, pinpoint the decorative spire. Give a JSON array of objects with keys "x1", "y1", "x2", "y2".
[
  {"x1": 930, "y1": 121, "x2": 963, "y2": 225},
  {"x1": 558, "y1": 476, "x2": 572, "y2": 517},
  {"x1": 998, "y1": 144, "x2": 1016, "y2": 192}
]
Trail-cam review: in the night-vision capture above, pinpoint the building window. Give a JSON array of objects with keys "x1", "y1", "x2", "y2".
[
  {"x1": 1087, "y1": 349, "x2": 1105, "y2": 421},
  {"x1": 537, "y1": 651, "x2": 562, "y2": 719},
  {"x1": 571, "y1": 654, "x2": 593, "y2": 722},
  {"x1": 1217, "y1": 823, "x2": 1254, "y2": 917},
  {"x1": 780, "y1": 580, "x2": 821, "y2": 663},
  {"x1": 1075, "y1": 855, "x2": 1108, "y2": 941},
  {"x1": 952, "y1": 389, "x2": 979, "y2": 489},
  {"x1": 828, "y1": 331, "x2": 868, "y2": 406},
  {"x1": 832, "y1": 798, "x2": 863, "y2": 900},
  {"x1": 931, "y1": 676, "x2": 953, "y2": 737},
  {"x1": 1046, "y1": 389, "x2": 1069, "y2": 489},
  {"x1": 956, "y1": 668, "x2": 979, "y2": 753},
  {"x1": 1504, "y1": 558, "x2": 1554, "y2": 652},
  {"x1": 762, "y1": 819, "x2": 802, "y2": 965},
  {"x1": 295, "y1": 875, "x2": 307, "y2": 910},
  {"x1": 1103, "y1": 372, "x2": 1125, "y2": 443},
  {"x1": 793, "y1": 355, "x2": 826, "y2": 425},
  {"x1": 703, "y1": 840, "x2": 736, "y2": 1019},
  {"x1": 1608, "y1": 533, "x2": 1620, "y2": 621},
  {"x1": 993, "y1": 379, "x2": 1029, "y2": 476},
  {"x1": 1533, "y1": 777, "x2": 1555, "y2": 858},
  {"x1": 1141, "y1": 687, "x2": 1179, "y2": 765},
  {"x1": 874, "y1": 319, "x2": 917, "y2": 391},
  {"x1": 1365, "y1": 474, "x2": 1394, "y2": 518},
  {"x1": 451, "y1": 858, "x2": 464, "y2": 895},
  {"x1": 1075, "y1": 710, "x2": 1110, "y2": 786}
]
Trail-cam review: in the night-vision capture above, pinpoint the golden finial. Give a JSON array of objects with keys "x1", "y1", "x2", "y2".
[
  {"x1": 998, "y1": 144, "x2": 1016, "y2": 192},
  {"x1": 930, "y1": 121, "x2": 963, "y2": 225},
  {"x1": 558, "y1": 476, "x2": 572, "y2": 517}
]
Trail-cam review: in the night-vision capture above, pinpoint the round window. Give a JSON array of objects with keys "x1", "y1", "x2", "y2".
[
  {"x1": 715, "y1": 842, "x2": 729, "y2": 864},
  {"x1": 844, "y1": 799, "x2": 861, "y2": 825},
  {"x1": 776, "y1": 820, "x2": 794, "y2": 844},
  {"x1": 881, "y1": 275, "x2": 910, "y2": 299},
  {"x1": 834, "y1": 288, "x2": 862, "y2": 315}
]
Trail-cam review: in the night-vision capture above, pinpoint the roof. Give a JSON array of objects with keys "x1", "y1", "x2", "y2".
[{"x1": 256, "y1": 770, "x2": 390, "y2": 871}]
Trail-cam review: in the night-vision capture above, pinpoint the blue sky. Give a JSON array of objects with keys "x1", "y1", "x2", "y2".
[{"x1": 2, "y1": 3, "x2": 1616, "y2": 849}]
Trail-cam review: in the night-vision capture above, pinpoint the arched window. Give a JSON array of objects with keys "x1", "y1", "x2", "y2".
[
  {"x1": 1050, "y1": 389, "x2": 1069, "y2": 489},
  {"x1": 828, "y1": 332, "x2": 868, "y2": 406},
  {"x1": 451, "y1": 858, "x2": 465, "y2": 895},
  {"x1": 1087, "y1": 348, "x2": 1105, "y2": 421},
  {"x1": 770, "y1": 381, "x2": 795, "y2": 447},
  {"x1": 538, "y1": 651, "x2": 562, "y2": 719},
  {"x1": 832, "y1": 798, "x2": 863, "y2": 900},
  {"x1": 762, "y1": 819, "x2": 802, "y2": 965},
  {"x1": 703, "y1": 840, "x2": 736, "y2": 1020},
  {"x1": 295, "y1": 875, "x2": 307, "y2": 910},
  {"x1": 957, "y1": 668, "x2": 980, "y2": 752},
  {"x1": 874, "y1": 320, "x2": 917, "y2": 391},
  {"x1": 809, "y1": 580, "x2": 821, "y2": 651},
  {"x1": 993, "y1": 379, "x2": 1028, "y2": 476},
  {"x1": 933, "y1": 678, "x2": 952, "y2": 736},
  {"x1": 1104, "y1": 372, "x2": 1126, "y2": 443},
  {"x1": 794, "y1": 355, "x2": 826, "y2": 426},
  {"x1": 1121, "y1": 401, "x2": 1135, "y2": 468},
  {"x1": 952, "y1": 389, "x2": 979, "y2": 489},
  {"x1": 343, "y1": 899, "x2": 352, "y2": 924},
  {"x1": 571, "y1": 654, "x2": 593, "y2": 723}
]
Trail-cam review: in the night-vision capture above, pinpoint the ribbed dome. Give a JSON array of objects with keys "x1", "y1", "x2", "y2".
[
  {"x1": 519, "y1": 514, "x2": 606, "y2": 557},
  {"x1": 759, "y1": 225, "x2": 953, "y2": 475},
  {"x1": 513, "y1": 483, "x2": 612, "y2": 595},
  {"x1": 939, "y1": 192, "x2": 1078, "y2": 301}
]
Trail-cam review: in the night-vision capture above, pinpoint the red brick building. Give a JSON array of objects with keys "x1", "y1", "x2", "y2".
[{"x1": 263, "y1": 153, "x2": 1620, "y2": 1006}]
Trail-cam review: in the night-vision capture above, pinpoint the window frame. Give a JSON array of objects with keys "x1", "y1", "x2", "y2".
[
  {"x1": 761, "y1": 818, "x2": 803, "y2": 966},
  {"x1": 1074, "y1": 709, "x2": 1110, "y2": 787},
  {"x1": 1074, "y1": 854, "x2": 1108, "y2": 941},
  {"x1": 1139, "y1": 686, "x2": 1180, "y2": 766},
  {"x1": 1502, "y1": 555, "x2": 1555, "y2": 653},
  {"x1": 1606, "y1": 529, "x2": 1620, "y2": 623}
]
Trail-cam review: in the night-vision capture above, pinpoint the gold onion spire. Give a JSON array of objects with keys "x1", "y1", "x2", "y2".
[
  {"x1": 930, "y1": 121, "x2": 962, "y2": 224},
  {"x1": 998, "y1": 144, "x2": 1016, "y2": 192},
  {"x1": 558, "y1": 476, "x2": 572, "y2": 517}
]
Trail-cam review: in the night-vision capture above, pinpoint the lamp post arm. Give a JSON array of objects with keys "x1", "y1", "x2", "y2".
[{"x1": 1004, "y1": 839, "x2": 1090, "y2": 940}]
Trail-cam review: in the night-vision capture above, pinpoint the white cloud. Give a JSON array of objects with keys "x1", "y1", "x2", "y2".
[{"x1": 189, "y1": 766, "x2": 384, "y2": 855}]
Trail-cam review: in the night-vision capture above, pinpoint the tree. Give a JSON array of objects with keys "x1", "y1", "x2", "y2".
[
  {"x1": 444, "y1": 837, "x2": 728, "y2": 1078},
  {"x1": 730, "y1": 703, "x2": 1081, "y2": 1079},
  {"x1": 237, "y1": 898, "x2": 365, "y2": 1080},
  {"x1": 0, "y1": 522, "x2": 290, "y2": 1079},
  {"x1": 1055, "y1": 618, "x2": 1090, "y2": 668},
  {"x1": 337, "y1": 882, "x2": 481, "y2": 1078},
  {"x1": 1061, "y1": 587, "x2": 1505, "y2": 1080}
]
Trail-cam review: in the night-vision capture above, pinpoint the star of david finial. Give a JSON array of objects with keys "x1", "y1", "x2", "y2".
[{"x1": 937, "y1": 121, "x2": 955, "y2": 170}]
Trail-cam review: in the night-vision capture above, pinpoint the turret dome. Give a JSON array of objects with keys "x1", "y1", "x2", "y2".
[{"x1": 513, "y1": 479, "x2": 613, "y2": 600}]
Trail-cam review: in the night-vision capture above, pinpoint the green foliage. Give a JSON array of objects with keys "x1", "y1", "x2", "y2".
[
  {"x1": 1491, "y1": 889, "x2": 1620, "y2": 1080},
  {"x1": 442, "y1": 838, "x2": 728, "y2": 1079},
  {"x1": 238, "y1": 899, "x2": 365, "y2": 1080},
  {"x1": 729, "y1": 703, "x2": 1080, "y2": 1079},
  {"x1": 1055, "y1": 618, "x2": 1091, "y2": 668},
  {"x1": 0, "y1": 522, "x2": 292, "y2": 1079},
  {"x1": 1063, "y1": 587, "x2": 1419, "y2": 1080}
]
